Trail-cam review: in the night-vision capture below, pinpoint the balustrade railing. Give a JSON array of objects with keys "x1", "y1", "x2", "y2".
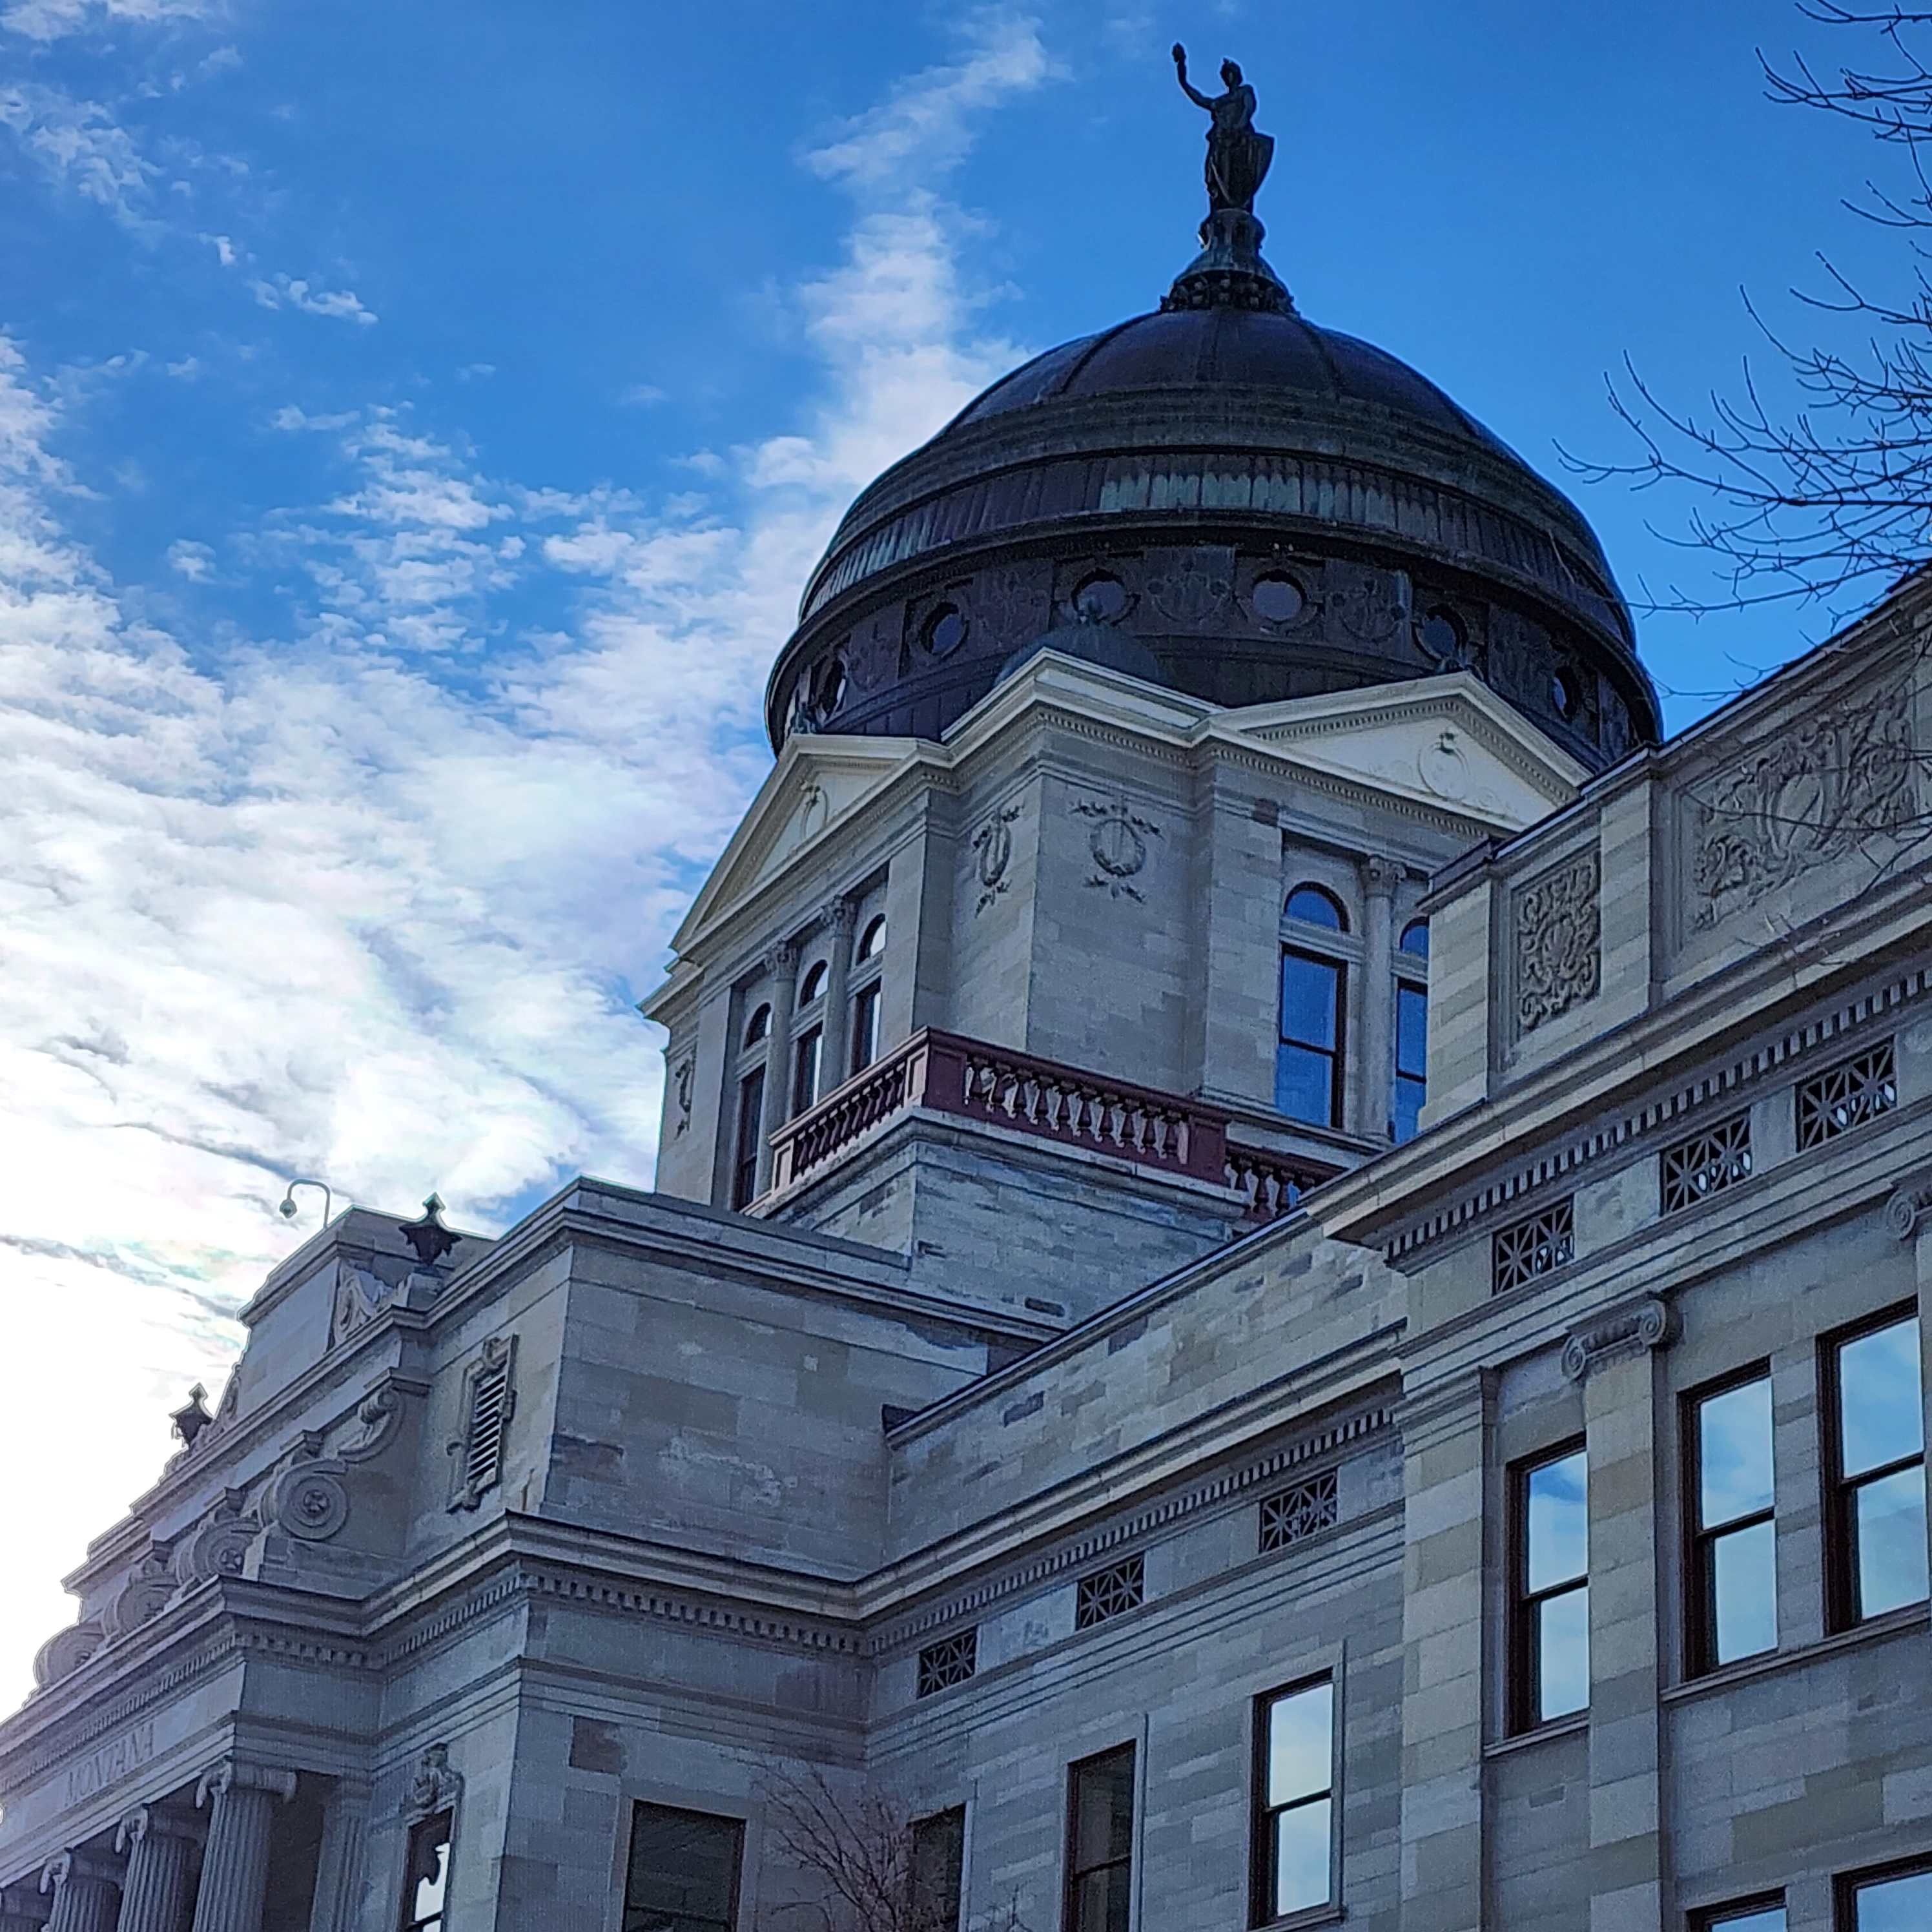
[
  {"x1": 1224, "y1": 1144, "x2": 1332, "y2": 1225},
  {"x1": 768, "y1": 1030, "x2": 1233, "y2": 1193}
]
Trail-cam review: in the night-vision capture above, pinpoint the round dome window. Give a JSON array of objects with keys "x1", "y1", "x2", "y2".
[
  {"x1": 923, "y1": 604, "x2": 968, "y2": 657},
  {"x1": 1072, "y1": 573, "x2": 1129, "y2": 623},
  {"x1": 1251, "y1": 574, "x2": 1306, "y2": 626},
  {"x1": 1551, "y1": 668, "x2": 1581, "y2": 720}
]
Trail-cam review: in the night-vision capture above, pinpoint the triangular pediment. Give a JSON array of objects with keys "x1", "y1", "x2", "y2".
[
  {"x1": 1217, "y1": 673, "x2": 1588, "y2": 830},
  {"x1": 670, "y1": 734, "x2": 927, "y2": 951}
]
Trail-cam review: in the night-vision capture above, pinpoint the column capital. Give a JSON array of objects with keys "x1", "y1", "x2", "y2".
[
  {"x1": 1885, "y1": 1171, "x2": 1932, "y2": 1240},
  {"x1": 115, "y1": 1806, "x2": 200, "y2": 1855},
  {"x1": 763, "y1": 938, "x2": 799, "y2": 975},
  {"x1": 1560, "y1": 1294, "x2": 1678, "y2": 1384},
  {"x1": 400, "y1": 1743, "x2": 464, "y2": 1822},
  {"x1": 195, "y1": 1759, "x2": 298, "y2": 1809},
  {"x1": 1361, "y1": 854, "x2": 1403, "y2": 898},
  {"x1": 40, "y1": 1849, "x2": 118, "y2": 1893},
  {"x1": 821, "y1": 894, "x2": 856, "y2": 935}
]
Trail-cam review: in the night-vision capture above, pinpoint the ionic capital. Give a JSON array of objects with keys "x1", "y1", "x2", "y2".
[
  {"x1": 1885, "y1": 1173, "x2": 1932, "y2": 1242},
  {"x1": 195, "y1": 1758, "x2": 298, "y2": 1808},
  {"x1": 1560, "y1": 1295, "x2": 1678, "y2": 1384}
]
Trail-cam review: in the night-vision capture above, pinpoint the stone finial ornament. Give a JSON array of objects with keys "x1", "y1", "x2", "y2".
[
  {"x1": 171, "y1": 1384, "x2": 214, "y2": 1448},
  {"x1": 399, "y1": 1194, "x2": 459, "y2": 1266}
]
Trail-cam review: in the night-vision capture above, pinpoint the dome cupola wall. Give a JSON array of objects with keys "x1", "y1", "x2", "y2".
[{"x1": 765, "y1": 58, "x2": 1660, "y2": 772}]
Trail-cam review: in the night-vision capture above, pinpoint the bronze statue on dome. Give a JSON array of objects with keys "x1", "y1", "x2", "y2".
[{"x1": 1171, "y1": 43, "x2": 1274, "y2": 215}]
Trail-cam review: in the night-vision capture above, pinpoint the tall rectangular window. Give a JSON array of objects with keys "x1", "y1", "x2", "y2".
[
  {"x1": 398, "y1": 1813, "x2": 451, "y2": 1932},
  {"x1": 850, "y1": 981, "x2": 881, "y2": 1074},
  {"x1": 623, "y1": 1803, "x2": 744, "y2": 1932},
  {"x1": 1392, "y1": 980, "x2": 1427, "y2": 1144},
  {"x1": 910, "y1": 1805, "x2": 965, "y2": 1932},
  {"x1": 1065, "y1": 1745, "x2": 1135, "y2": 1932},
  {"x1": 1825, "y1": 1310, "x2": 1927, "y2": 1627},
  {"x1": 1277, "y1": 949, "x2": 1344, "y2": 1128},
  {"x1": 1252, "y1": 1676, "x2": 1334, "y2": 1924},
  {"x1": 1687, "y1": 1370, "x2": 1777, "y2": 1671},
  {"x1": 792, "y1": 1025, "x2": 823, "y2": 1115},
  {"x1": 731, "y1": 1066, "x2": 765, "y2": 1210},
  {"x1": 1512, "y1": 1444, "x2": 1588, "y2": 1731},
  {"x1": 1840, "y1": 1862, "x2": 1932, "y2": 1928}
]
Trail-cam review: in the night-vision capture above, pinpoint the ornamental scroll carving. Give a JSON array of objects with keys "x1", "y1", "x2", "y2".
[
  {"x1": 1514, "y1": 852, "x2": 1601, "y2": 1037},
  {"x1": 1690, "y1": 678, "x2": 1915, "y2": 930},
  {"x1": 1560, "y1": 1295, "x2": 1678, "y2": 1384}
]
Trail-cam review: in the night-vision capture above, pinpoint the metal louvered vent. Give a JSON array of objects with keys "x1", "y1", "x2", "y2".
[{"x1": 447, "y1": 1334, "x2": 517, "y2": 1512}]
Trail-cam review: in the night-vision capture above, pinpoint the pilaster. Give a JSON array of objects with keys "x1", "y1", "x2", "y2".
[
  {"x1": 755, "y1": 938, "x2": 799, "y2": 1194},
  {"x1": 1357, "y1": 855, "x2": 1399, "y2": 1141},
  {"x1": 819, "y1": 897, "x2": 856, "y2": 1087},
  {"x1": 1418, "y1": 864, "x2": 1494, "y2": 1127},
  {"x1": 306, "y1": 1782, "x2": 370, "y2": 1932}
]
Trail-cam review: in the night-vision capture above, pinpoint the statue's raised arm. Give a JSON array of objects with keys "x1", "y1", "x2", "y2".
[{"x1": 1172, "y1": 42, "x2": 1213, "y2": 112}]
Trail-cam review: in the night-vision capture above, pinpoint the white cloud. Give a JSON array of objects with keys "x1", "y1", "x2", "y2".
[
  {"x1": 1, "y1": 0, "x2": 221, "y2": 39},
  {"x1": 0, "y1": 83, "x2": 157, "y2": 229},
  {"x1": 251, "y1": 274, "x2": 379, "y2": 327},
  {"x1": 619, "y1": 383, "x2": 668, "y2": 407},
  {"x1": 457, "y1": 362, "x2": 497, "y2": 383},
  {"x1": 0, "y1": 10, "x2": 1051, "y2": 1707},
  {"x1": 202, "y1": 230, "x2": 236, "y2": 266}
]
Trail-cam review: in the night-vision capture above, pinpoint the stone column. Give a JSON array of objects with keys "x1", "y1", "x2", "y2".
[
  {"x1": 305, "y1": 1780, "x2": 370, "y2": 1932},
  {"x1": 819, "y1": 897, "x2": 856, "y2": 1088},
  {"x1": 189, "y1": 1762, "x2": 296, "y2": 1932},
  {"x1": 1356, "y1": 856, "x2": 1400, "y2": 1140},
  {"x1": 1395, "y1": 1372, "x2": 1491, "y2": 1932},
  {"x1": 754, "y1": 938, "x2": 799, "y2": 1193},
  {"x1": 113, "y1": 1811, "x2": 198, "y2": 1932},
  {"x1": 1565, "y1": 1296, "x2": 1678, "y2": 1932},
  {"x1": 39, "y1": 1855, "x2": 118, "y2": 1932}
]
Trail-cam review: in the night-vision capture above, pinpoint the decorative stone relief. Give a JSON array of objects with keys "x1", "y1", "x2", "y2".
[
  {"x1": 786, "y1": 783, "x2": 829, "y2": 852},
  {"x1": 1328, "y1": 564, "x2": 1406, "y2": 642},
  {"x1": 332, "y1": 1264, "x2": 402, "y2": 1348},
  {"x1": 971, "y1": 803, "x2": 1023, "y2": 912},
  {"x1": 1145, "y1": 548, "x2": 1233, "y2": 628},
  {"x1": 1689, "y1": 678, "x2": 1915, "y2": 930},
  {"x1": 1514, "y1": 851, "x2": 1601, "y2": 1036},
  {"x1": 845, "y1": 613, "x2": 899, "y2": 692},
  {"x1": 672, "y1": 1056, "x2": 694, "y2": 1136},
  {"x1": 176, "y1": 1494, "x2": 260, "y2": 1587},
  {"x1": 1071, "y1": 796, "x2": 1162, "y2": 903},
  {"x1": 1560, "y1": 1295, "x2": 1678, "y2": 1383},
  {"x1": 271, "y1": 1464, "x2": 351, "y2": 1543},
  {"x1": 32, "y1": 1619, "x2": 105, "y2": 1689},
  {"x1": 1886, "y1": 1173, "x2": 1932, "y2": 1241},
  {"x1": 969, "y1": 560, "x2": 1049, "y2": 646},
  {"x1": 402, "y1": 1744, "x2": 464, "y2": 1821},
  {"x1": 108, "y1": 1551, "x2": 178, "y2": 1635}
]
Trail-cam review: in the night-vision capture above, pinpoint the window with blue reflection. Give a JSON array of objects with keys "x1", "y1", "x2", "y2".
[
  {"x1": 1284, "y1": 883, "x2": 1348, "y2": 931},
  {"x1": 1393, "y1": 981, "x2": 1427, "y2": 1144},
  {"x1": 1254, "y1": 1677, "x2": 1333, "y2": 1922},
  {"x1": 1278, "y1": 949, "x2": 1344, "y2": 1127},
  {"x1": 1515, "y1": 1446, "x2": 1588, "y2": 1729},
  {"x1": 1697, "y1": 1903, "x2": 1785, "y2": 1932},
  {"x1": 1690, "y1": 1373, "x2": 1777, "y2": 1670},
  {"x1": 1849, "y1": 1867, "x2": 1932, "y2": 1930},
  {"x1": 1399, "y1": 917, "x2": 1429, "y2": 958},
  {"x1": 1829, "y1": 1312, "x2": 1927, "y2": 1625}
]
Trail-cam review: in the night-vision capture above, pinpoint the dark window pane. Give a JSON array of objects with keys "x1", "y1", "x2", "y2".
[
  {"x1": 1265, "y1": 1681, "x2": 1331, "y2": 1805},
  {"x1": 1275, "y1": 1043, "x2": 1333, "y2": 1125},
  {"x1": 1710, "y1": 1519, "x2": 1778, "y2": 1663},
  {"x1": 400, "y1": 1813, "x2": 452, "y2": 1932},
  {"x1": 1073, "y1": 1867, "x2": 1131, "y2": 1932},
  {"x1": 1280, "y1": 952, "x2": 1340, "y2": 1050},
  {"x1": 1854, "y1": 1870, "x2": 1932, "y2": 1929},
  {"x1": 1699, "y1": 1377, "x2": 1774, "y2": 1528},
  {"x1": 1284, "y1": 884, "x2": 1346, "y2": 930},
  {"x1": 1854, "y1": 1466, "x2": 1931, "y2": 1616},
  {"x1": 732, "y1": 1069, "x2": 765, "y2": 1209},
  {"x1": 1537, "y1": 1585, "x2": 1590, "y2": 1719},
  {"x1": 1703, "y1": 1908, "x2": 1784, "y2": 1932},
  {"x1": 1271, "y1": 1797, "x2": 1331, "y2": 1915},
  {"x1": 1073, "y1": 1758, "x2": 1133, "y2": 1865},
  {"x1": 1840, "y1": 1318, "x2": 1924, "y2": 1477},
  {"x1": 1393, "y1": 1076, "x2": 1425, "y2": 1145},
  {"x1": 793, "y1": 1027, "x2": 823, "y2": 1113},
  {"x1": 1526, "y1": 1452, "x2": 1588, "y2": 1591},
  {"x1": 851, "y1": 984, "x2": 881, "y2": 1073},
  {"x1": 624, "y1": 1804, "x2": 743, "y2": 1932},
  {"x1": 909, "y1": 1807, "x2": 964, "y2": 1932}
]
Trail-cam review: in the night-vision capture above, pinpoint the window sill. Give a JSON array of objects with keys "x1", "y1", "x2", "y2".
[
  {"x1": 1253, "y1": 1902, "x2": 1344, "y2": 1931},
  {"x1": 1663, "y1": 1601, "x2": 1929, "y2": 1704},
  {"x1": 1482, "y1": 1711, "x2": 1588, "y2": 1760}
]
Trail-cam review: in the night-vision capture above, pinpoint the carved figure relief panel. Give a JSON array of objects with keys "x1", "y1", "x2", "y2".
[
  {"x1": 1685, "y1": 677, "x2": 1916, "y2": 934},
  {"x1": 1512, "y1": 849, "x2": 1601, "y2": 1040}
]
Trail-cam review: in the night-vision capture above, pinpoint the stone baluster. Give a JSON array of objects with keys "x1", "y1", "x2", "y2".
[
  {"x1": 189, "y1": 1762, "x2": 297, "y2": 1932},
  {"x1": 39, "y1": 1855, "x2": 118, "y2": 1932},
  {"x1": 113, "y1": 1809, "x2": 198, "y2": 1932},
  {"x1": 819, "y1": 897, "x2": 856, "y2": 1087},
  {"x1": 754, "y1": 938, "x2": 799, "y2": 1195}
]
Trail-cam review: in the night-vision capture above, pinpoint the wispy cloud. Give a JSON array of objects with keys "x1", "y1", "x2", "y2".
[
  {"x1": 250, "y1": 273, "x2": 379, "y2": 327},
  {"x1": 0, "y1": 8, "x2": 1053, "y2": 1707},
  {"x1": 2, "y1": 0, "x2": 223, "y2": 40},
  {"x1": 619, "y1": 382, "x2": 667, "y2": 407},
  {"x1": 0, "y1": 83, "x2": 157, "y2": 229}
]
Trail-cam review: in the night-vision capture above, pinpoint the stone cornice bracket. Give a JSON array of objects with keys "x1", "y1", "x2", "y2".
[
  {"x1": 116, "y1": 1804, "x2": 200, "y2": 1853},
  {"x1": 195, "y1": 1758, "x2": 299, "y2": 1808},
  {"x1": 1885, "y1": 1175, "x2": 1932, "y2": 1241},
  {"x1": 1561, "y1": 1295, "x2": 1678, "y2": 1384},
  {"x1": 400, "y1": 1743, "x2": 462, "y2": 1822}
]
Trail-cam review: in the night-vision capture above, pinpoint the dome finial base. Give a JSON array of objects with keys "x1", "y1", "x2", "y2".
[{"x1": 1162, "y1": 208, "x2": 1293, "y2": 314}]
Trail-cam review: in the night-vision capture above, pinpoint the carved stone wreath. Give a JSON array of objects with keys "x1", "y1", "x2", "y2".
[
  {"x1": 971, "y1": 803, "x2": 1023, "y2": 913},
  {"x1": 1514, "y1": 852, "x2": 1601, "y2": 1037},
  {"x1": 1071, "y1": 796, "x2": 1161, "y2": 902},
  {"x1": 1689, "y1": 679, "x2": 1915, "y2": 930}
]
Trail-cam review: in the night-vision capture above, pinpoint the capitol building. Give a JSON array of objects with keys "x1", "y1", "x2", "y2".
[{"x1": 4, "y1": 67, "x2": 1930, "y2": 1932}]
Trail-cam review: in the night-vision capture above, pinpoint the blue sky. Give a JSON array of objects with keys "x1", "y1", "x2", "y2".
[{"x1": 0, "y1": 0, "x2": 1898, "y2": 1695}]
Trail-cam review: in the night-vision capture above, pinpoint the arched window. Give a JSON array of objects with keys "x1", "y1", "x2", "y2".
[
  {"x1": 1399, "y1": 918, "x2": 1430, "y2": 960},
  {"x1": 1284, "y1": 884, "x2": 1348, "y2": 932},
  {"x1": 744, "y1": 1004, "x2": 771, "y2": 1047},
  {"x1": 858, "y1": 914, "x2": 887, "y2": 961},
  {"x1": 797, "y1": 961, "x2": 828, "y2": 1005}
]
